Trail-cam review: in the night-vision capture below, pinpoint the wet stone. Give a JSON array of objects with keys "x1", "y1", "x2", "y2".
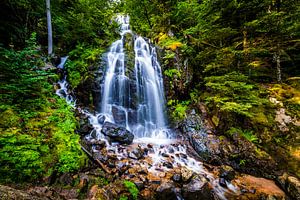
[
  {"x1": 128, "y1": 147, "x2": 144, "y2": 160},
  {"x1": 90, "y1": 129, "x2": 97, "y2": 139},
  {"x1": 93, "y1": 141, "x2": 106, "y2": 151},
  {"x1": 107, "y1": 161, "x2": 115, "y2": 168},
  {"x1": 111, "y1": 106, "x2": 126, "y2": 126},
  {"x1": 219, "y1": 178, "x2": 227, "y2": 188},
  {"x1": 181, "y1": 167, "x2": 194, "y2": 182},
  {"x1": 140, "y1": 189, "x2": 155, "y2": 200},
  {"x1": 133, "y1": 179, "x2": 144, "y2": 190},
  {"x1": 101, "y1": 121, "x2": 134, "y2": 145},
  {"x1": 97, "y1": 114, "x2": 106, "y2": 124},
  {"x1": 249, "y1": 188, "x2": 256, "y2": 194},
  {"x1": 172, "y1": 174, "x2": 182, "y2": 182},
  {"x1": 147, "y1": 174, "x2": 161, "y2": 184},
  {"x1": 163, "y1": 162, "x2": 173, "y2": 169},
  {"x1": 161, "y1": 153, "x2": 169, "y2": 157},
  {"x1": 168, "y1": 147, "x2": 175, "y2": 154},
  {"x1": 240, "y1": 188, "x2": 248, "y2": 194}
]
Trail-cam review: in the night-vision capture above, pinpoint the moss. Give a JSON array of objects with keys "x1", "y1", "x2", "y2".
[{"x1": 0, "y1": 108, "x2": 20, "y2": 128}]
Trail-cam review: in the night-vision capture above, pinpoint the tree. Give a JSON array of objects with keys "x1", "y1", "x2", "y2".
[{"x1": 46, "y1": 0, "x2": 53, "y2": 55}]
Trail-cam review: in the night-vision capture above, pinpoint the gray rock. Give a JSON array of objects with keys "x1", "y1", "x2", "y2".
[
  {"x1": 101, "y1": 121, "x2": 134, "y2": 145},
  {"x1": 97, "y1": 114, "x2": 106, "y2": 124},
  {"x1": 128, "y1": 147, "x2": 144, "y2": 160},
  {"x1": 219, "y1": 178, "x2": 227, "y2": 188},
  {"x1": 172, "y1": 174, "x2": 182, "y2": 182}
]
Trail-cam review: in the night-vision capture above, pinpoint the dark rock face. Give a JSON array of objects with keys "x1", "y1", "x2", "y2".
[
  {"x1": 179, "y1": 111, "x2": 210, "y2": 160},
  {"x1": 182, "y1": 176, "x2": 213, "y2": 200},
  {"x1": 180, "y1": 110, "x2": 277, "y2": 178},
  {"x1": 101, "y1": 121, "x2": 134, "y2": 145}
]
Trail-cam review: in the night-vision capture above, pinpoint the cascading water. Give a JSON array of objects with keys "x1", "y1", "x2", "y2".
[
  {"x1": 99, "y1": 15, "x2": 170, "y2": 140},
  {"x1": 85, "y1": 16, "x2": 238, "y2": 199},
  {"x1": 53, "y1": 15, "x2": 280, "y2": 200},
  {"x1": 55, "y1": 56, "x2": 75, "y2": 106}
]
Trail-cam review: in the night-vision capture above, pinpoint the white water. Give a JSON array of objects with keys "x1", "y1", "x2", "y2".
[
  {"x1": 55, "y1": 56, "x2": 75, "y2": 106},
  {"x1": 97, "y1": 15, "x2": 171, "y2": 140}
]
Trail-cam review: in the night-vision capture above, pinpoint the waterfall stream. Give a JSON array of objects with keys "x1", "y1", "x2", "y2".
[
  {"x1": 97, "y1": 15, "x2": 171, "y2": 141},
  {"x1": 55, "y1": 15, "x2": 240, "y2": 200}
]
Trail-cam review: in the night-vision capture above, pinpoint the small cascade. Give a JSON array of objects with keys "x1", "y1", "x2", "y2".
[{"x1": 55, "y1": 56, "x2": 75, "y2": 106}]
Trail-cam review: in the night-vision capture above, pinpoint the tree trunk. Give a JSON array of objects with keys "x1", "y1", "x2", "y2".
[
  {"x1": 274, "y1": 51, "x2": 282, "y2": 83},
  {"x1": 46, "y1": 0, "x2": 53, "y2": 55}
]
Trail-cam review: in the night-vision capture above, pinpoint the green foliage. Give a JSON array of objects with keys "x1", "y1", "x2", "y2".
[
  {"x1": 0, "y1": 133, "x2": 49, "y2": 182},
  {"x1": 204, "y1": 72, "x2": 267, "y2": 119},
  {"x1": 0, "y1": 33, "x2": 53, "y2": 105},
  {"x1": 65, "y1": 44, "x2": 105, "y2": 88},
  {"x1": 164, "y1": 68, "x2": 181, "y2": 78},
  {"x1": 0, "y1": 37, "x2": 86, "y2": 183},
  {"x1": 227, "y1": 127, "x2": 259, "y2": 143},
  {"x1": 0, "y1": 98, "x2": 86, "y2": 182},
  {"x1": 168, "y1": 100, "x2": 190, "y2": 121},
  {"x1": 123, "y1": 180, "x2": 139, "y2": 200}
]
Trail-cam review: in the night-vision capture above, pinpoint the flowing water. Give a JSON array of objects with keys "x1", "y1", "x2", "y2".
[
  {"x1": 56, "y1": 15, "x2": 239, "y2": 200},
  {"x1": 55, "y1": 56, "x2": 75, "y2": 106},
  {"x1": 96, "y1": 15, "x2": 171, "y2": 140},
  {"x1": 84, "y1": 15, "x2": 238, "y2": 199}
]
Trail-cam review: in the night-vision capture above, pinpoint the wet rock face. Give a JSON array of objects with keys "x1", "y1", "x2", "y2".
[
  {"x1": 101, "y1": 121, "x2": 134, "y2": 145},
  {"x1": 112, "y1": 105, "x2": 127, "y2": 126},
  {"x1": 180, "y1": 111, "x2": 277, "y2": 178}
]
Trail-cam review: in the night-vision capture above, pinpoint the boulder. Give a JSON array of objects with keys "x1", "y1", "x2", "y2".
[
  {"x1": 101, "y1": 122, "x2": 134, "y2": 145},
  {"x1": 181, "y1": 167, "x2": 194, "y2": 182},
  {"x1": 182, "y1": 176, "x2": 213, "y2": 200},
  {"x1": 156, "y1": 182, "x2": 177, "y2": 200}
]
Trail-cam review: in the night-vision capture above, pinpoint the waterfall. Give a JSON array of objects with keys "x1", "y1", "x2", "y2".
[{"x1": 99, "y1": 15, "x2": 170, "y2": 140}]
